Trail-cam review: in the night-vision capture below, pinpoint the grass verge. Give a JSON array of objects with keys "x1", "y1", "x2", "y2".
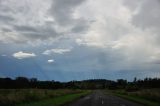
[
  {"x1": 0, "y1": 89, "x2": 85, "y2": 106},
  {"x1": 17, "y1": 91, "x2": 91, "y2": 106},
  {"x1": 111, "y1": 90, "x2": 160, "y2": 106}
]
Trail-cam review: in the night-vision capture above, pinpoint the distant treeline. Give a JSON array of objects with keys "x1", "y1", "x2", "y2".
[{"x1": 0, "y1": 77, "x2": 160, "y2": 90}]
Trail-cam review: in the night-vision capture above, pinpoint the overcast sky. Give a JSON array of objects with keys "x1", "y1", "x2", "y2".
[{"x1": 0, "y1": 0, "x2": 160, "y2": 81}]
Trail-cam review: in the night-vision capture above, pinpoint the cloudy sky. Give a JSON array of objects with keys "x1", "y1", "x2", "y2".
[{"x1": 0, "y1": 0, "x2": 160, "y2": 81}]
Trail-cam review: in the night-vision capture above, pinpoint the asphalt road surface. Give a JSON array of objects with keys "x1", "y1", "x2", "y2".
[{"x1": 67, "y1": 90, "x2": 143, "y2": 106}]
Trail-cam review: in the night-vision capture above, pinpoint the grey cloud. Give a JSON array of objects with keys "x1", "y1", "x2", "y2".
[
  {"x1": 50, "y1": 0, "x2": 90, "y2": 35},
  {"x1": 128, "y1": 0, "x2": 160, "y2": 29},
  {"x1": 13, "y1": 24, "x2": 59, "y2": 41},
  {"x1": 71, "y1": 19, "x2": 90, "y2": 33},
  {"x1": 0, "y1": 14, "x2": 14, "y2": 23},
  {"x1": 50, "y1": 0, "x2": 86, "y2": 26},
  {"x1": 123, "y1": 0, "x2": 160, "y2": 46},
  {"x1": 151, "y1": 60, "x2": 160, "y2": 64},
  {"x1": 1, "y1": 27, "x2": 12, "y2": 32},
  {"x1": 0, "y1": 0, "x2": 60, "y2": 44},
  {"x1": 0, "y1": 0, "x2": 31, "y2": 14},
  {"x1": 0, "y1": 24, "x2": 60, "y2": 44},
  {"x1": 0, "y1": 0, "x2": 89, "y2": 45},
  {"x1": 14, "y1": 25, "x2": 38, "y2": 32},
  {"x1": 0, "y1": 0, "x2": 160, "y2": 80},
  {"x1": 123, "y1": 0, "x2": 144, "y2": 11},
  {"x1": 105, "y1": 18, "x2": 129, "y2": 40}
]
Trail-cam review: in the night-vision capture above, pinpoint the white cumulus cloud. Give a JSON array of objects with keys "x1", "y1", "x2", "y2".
[
  {"x1": 43, "y1": 48, "x2": 71, "y2": 55},
  {"x1": 13, "y1": 51, "x2": 36, "y2": 59},
  {"x1": 48, "y1": 59, "x2": 54, "y2": 63}
]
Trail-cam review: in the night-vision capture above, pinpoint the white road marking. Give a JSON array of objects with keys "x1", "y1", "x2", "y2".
[
  {"x1": 102, "y1": 100, "x2": 104, "y2": 104},
  {"x1": 84, "y1": 96, "x2": 90, "y2": 100}
]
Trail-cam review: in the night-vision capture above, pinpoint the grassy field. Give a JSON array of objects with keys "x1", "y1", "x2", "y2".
[
  {"x1": 18, "y1": 92, "x2": 90, "y2": 106},
  {"x1": 110, "y1": 88, "x2": 160, "y2": 106},
  {"x1": 0, "y1": 89, "x2": 90, "y2": 106}
]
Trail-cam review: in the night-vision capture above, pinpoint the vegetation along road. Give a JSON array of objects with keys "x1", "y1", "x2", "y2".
[{"x1": 67, "y1": 90, "x2": 143, "y2": 106}]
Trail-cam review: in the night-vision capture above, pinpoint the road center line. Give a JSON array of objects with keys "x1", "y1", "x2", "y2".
[{"x1": 102, "y1": 100, "x2": 104, "y2": 104}]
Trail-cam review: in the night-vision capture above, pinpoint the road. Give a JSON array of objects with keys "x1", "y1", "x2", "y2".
[{"x1": 67, "y1": 90, "x2": 143, "y2": 106}]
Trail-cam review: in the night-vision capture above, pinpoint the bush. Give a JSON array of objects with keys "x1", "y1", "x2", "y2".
[{"x1": 125, "y1": 85, "x2": 139, "y2": 92}]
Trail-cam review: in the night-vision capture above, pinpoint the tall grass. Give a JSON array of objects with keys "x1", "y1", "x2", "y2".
[
  {"x1": 0, "y1": 89, "x2": 82, "y2": 106},
  {"x1": 110, "y1": 88, "x2": 160, "y2": 106},
  {"x1": 18, "y1": 92, "x2": 90, "y2": 106},
  {"x1": 128, "y1": 88, "x2": 160, "y2": 102}
]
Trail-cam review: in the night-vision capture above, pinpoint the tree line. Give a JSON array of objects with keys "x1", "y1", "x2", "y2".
[{"x1": 0, "y1": 77, "x2": 160, "y2": 90}]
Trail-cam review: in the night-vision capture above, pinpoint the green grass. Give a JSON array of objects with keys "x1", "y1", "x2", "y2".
[
  {"x1": 114, "y1": 93, "x2": 160, "y2": 106},
  {"x1": 110, "y1": 89, "x2": 160, "y2": 106},
  {"x1": 17, "y1": 91, "x2": 90, "y2": 106},
  {"x1": 0, "y1": 89, "x2": 88, "y2": 106}
]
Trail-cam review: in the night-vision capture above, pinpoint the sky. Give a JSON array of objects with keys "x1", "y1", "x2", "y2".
[{"x1": 0, "y1": 0, "x2": 160, "y2": 81}]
